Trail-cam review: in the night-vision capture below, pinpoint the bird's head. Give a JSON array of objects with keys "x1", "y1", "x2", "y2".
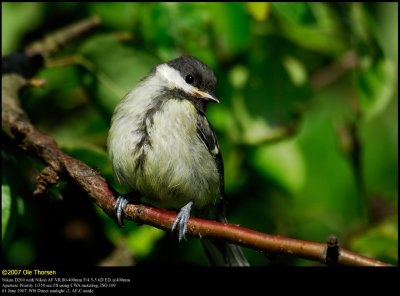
[{"x1": 154, "y1": 55, "x2": 219, "y2": 106}]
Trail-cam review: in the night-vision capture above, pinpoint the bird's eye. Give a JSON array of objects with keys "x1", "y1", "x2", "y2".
[{"x1": 185, "y1": 75, "x2": 195, "y2": 84}]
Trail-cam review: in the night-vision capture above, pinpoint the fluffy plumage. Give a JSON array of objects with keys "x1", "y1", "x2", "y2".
[{"x1": 107, "y1": 55, "x2": 249, "y2": 266}]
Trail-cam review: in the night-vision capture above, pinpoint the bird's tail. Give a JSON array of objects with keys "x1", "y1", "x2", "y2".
[
  {"x1": 201, "y1": 214, "x2": 249, "y2": 266},
  {"x1": 201, "y1": 239, "x2": 249, "y2": 266}
]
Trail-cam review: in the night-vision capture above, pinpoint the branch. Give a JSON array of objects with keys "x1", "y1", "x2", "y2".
[
  {"x1": 2, "y1": 17, "x2": 392, "y2": 267},
  {"x1": 24, "y1": 15, "x2": 101, "y2": 57},
  {"x1": 310, "y1": 50, "x2": 358, "y2": 90}
]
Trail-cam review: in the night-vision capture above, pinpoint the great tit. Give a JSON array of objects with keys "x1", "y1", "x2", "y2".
[{"x1": 107, "y1": 55, "x2": 249, "y2": 266}]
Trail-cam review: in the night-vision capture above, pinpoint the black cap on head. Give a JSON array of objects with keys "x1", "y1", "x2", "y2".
[{"x1": 167, "y1": 55, "x2": 217, "y2": 99}]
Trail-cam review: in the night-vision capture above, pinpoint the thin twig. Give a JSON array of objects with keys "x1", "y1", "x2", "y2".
[
  {"x1": 25, "y1": 15, "x2": 101, "y2": 58},
  {"x1": 310, "y1": 50, "x2": 358, "y2": 90}
]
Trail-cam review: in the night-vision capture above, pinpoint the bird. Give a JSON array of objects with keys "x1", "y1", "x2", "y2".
[{"x1": 107, "y1": 55, "x2": 249, "y2": 266}]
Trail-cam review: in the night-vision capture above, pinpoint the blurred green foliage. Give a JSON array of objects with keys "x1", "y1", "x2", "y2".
[{"x1": 2, "y1": 2, "x2": 398, "y2": 266}]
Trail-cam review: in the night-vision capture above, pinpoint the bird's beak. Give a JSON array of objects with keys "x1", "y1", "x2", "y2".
[{"x1": 192, "y1": 88, "x2": 219, "y2": 103}]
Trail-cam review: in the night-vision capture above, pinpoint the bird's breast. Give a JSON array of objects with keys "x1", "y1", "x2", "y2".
[{"x1": 110, "y1": 98, "x2": 220, "y2": 210}]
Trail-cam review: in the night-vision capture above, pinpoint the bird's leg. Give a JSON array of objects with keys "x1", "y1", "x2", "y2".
[
  {"x1": 114, "y1": 191, "x2": 141, "y2": 227},
  {"x1": 171, "y1": 201, "x2": 194, "y2": 241}
]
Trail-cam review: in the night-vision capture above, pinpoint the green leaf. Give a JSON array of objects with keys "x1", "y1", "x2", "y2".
[
  {"x1": 349, "y1": 216, "x2": 398, "y2": 264},
  {"x1": 126, "y1": 225, "x2": 164, "y2": 258},
  {"x1": 79, "y1": 35, "x2": 160, "y2": 118},
  {"x1": 375, "y1": 3, "x2": 398, "y2": 61},
  {"x1": 244, "y1": 53, "x2": 311, "y2": 125},
  {"x1": 251, "y1": 139, "x2": 306, "y2": 195},
  {"x1": 48, "y1": 106, "x2": 108, "y2": 149},
  {"x1": 282, "y1": 56, "x2": 308, "y2": 87},
  {"x1": 228, "y1": 65, "x2": 250, "y2": 89},
  {"x1": 24, "y1": 65, "x2": 83, "y2": 123},
  {"x1": 292, "y1": 90, "x2": 365, "y2": 238},
  {"x1": 1, "y1": 2, "x2": 44, "y2": 55},
  {"x1": 222, "y1": 144, "x2": 247, "y2": 195},
  {"x1": 360, "y1": 98, "x2": 398, "y2": 200},
  {"x1": 2, "y1": 184, "x2": 11, "y2": 240},
  {"x1": 271, "y1": 2, "x2": 317, "y2": 26},
  {"x1": 246, "y1": 2, "x2": 271, "y2": 21},
  {"x1": 231, "y1": 94, "x2": 274, "y2": 145},
  {"x1": 137, "y1": 3, "x2": 218, "y2": 66},
  {"x1": 272, "y1": 3, "x2": 347, "y2": 55},
  {"x1": 138, "y1": 3, "x2": 175, "y2": 49},
  {"x1": 210, "y1": 2, "x2": 251, "y2": 57},
  {"x1": 88, "y1": 3, "x2": 139, "y2": 30},
  {"x1": 358, "y1": 58, "x2": 396, "y2": 121}
]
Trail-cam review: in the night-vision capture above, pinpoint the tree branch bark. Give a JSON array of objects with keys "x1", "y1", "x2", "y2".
[{"x1": 1, "y1": 16, "x2": 392, "y2": 267}]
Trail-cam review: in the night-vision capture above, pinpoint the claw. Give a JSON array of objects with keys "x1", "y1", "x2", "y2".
[
  {"x1": 171, "y1": 201, "x2": 193, "y2": 241},
  {"x1": 115, "y1": 195, "x2": 129, "y2": 227},
  {"x1": 114, "y1": 193, "x2": 141, "y2": 227}
]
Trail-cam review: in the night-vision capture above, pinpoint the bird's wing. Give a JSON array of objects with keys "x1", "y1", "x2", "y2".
[
  {"x1": 196, "y1": 112, "x2": 225, "y2": 198},
  {"x1": 196, "y1": 113, "x2": 250, "y2": 266}
]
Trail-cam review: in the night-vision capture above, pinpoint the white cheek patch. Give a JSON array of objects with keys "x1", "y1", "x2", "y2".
[{"x1": 156, "y1": 64, "x2": 194, "y2": 94}]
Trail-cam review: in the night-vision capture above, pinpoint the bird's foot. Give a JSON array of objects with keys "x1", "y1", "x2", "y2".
[
  {"x1": 171, "y1": 201, "x2": 193, "y2": 241},
  {"x1": 114, "y1": 192, "x2": 140, "y2": 227}
]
